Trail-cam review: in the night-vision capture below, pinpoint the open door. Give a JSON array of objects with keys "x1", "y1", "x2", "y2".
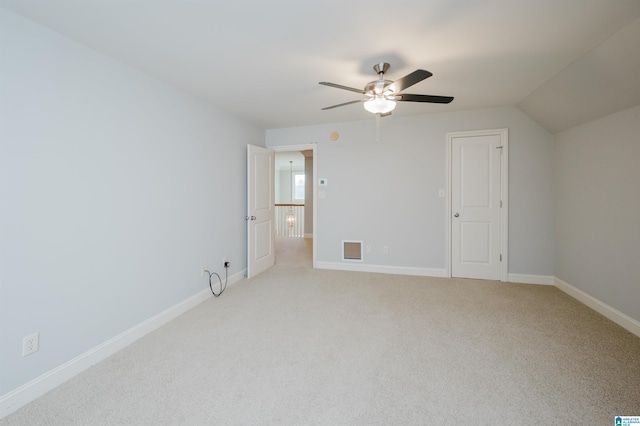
[{"x1": 247, "y1": 144, "x2": 275, "y2": 278}]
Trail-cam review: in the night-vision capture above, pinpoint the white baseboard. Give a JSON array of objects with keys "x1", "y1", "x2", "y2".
[
  {"x1": 0, "y1": 269, "x2": 246, "y2": 420},
  {"x1": 554, "y1": 277, "x2": 640, "y2": 338},
  {"x1": 507, "y1": 273, "x2": 554, "y2": 285},
  {"x1": 316, "y1": 261, "x2": 447, "y2": 278}
]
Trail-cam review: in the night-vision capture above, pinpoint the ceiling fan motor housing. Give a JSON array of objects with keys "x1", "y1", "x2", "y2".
[{"x1": 365, "y1": 79, "x2": 394, "y2": 96}]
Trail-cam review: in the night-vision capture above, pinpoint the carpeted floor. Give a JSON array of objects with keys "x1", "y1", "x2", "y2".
[{"x1": 2, "y1": 237, "x2": 639, "y2": 425}]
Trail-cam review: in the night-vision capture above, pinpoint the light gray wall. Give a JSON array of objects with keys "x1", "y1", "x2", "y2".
[
  {"x1": 554, "y1": 104, "x2": 640, "y2": 322},
  {"x1": 275, "y1": 169, "x2": 287, "y2": 204},
  {"x1": 0, "y1": 9, "x2": 263, "y2": 395},
  {"x1": 266, "y1": 106, "x2": 555, "y2": 275}
]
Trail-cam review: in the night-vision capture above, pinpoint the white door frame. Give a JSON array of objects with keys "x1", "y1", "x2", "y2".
[
  {"x1": 446, "y1": 128, "x2": 508, "y2": 281},
  {"x1": 271, "y1": 143, "x2": 318, "y2": 268}
]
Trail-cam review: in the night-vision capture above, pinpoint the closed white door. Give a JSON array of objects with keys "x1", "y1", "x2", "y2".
[
  {"x1": 247, "y1": 144, "x2": 275, "y2": 278},
  {"x1": 449, "y1": 130, "x2": 507, "y2": 280}
]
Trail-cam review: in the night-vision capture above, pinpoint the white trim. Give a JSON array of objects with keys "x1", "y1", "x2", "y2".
[
  {"x1": 0, "y1": 270, "x2": 246, "y2": 420},
  {"x1": 446, "y1": 128, "x2": 509, "y2": 281},
  {"x1": 271, "y1": 143, "x2": 318, "y2": 268},
  {"x1": 499, "y1": 130, "x2": 509, "y2": 282},
  {"x1": 554, "y1": 277, "x2": 640, "y2": 338},
  {"x1": 507, "y1": 273, "x2": 554, "y2": 285},
  {"x1": 316, "y1": 261, "x2": 447, "y2": 278}
]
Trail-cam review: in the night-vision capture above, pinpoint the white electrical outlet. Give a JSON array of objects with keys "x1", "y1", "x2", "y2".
[
  {"x1": 22, "y1": 333, "x2": 39, "y2": 357},
  {"x1": 383, "y1": 245, "x2": 389, "y2": 254}
]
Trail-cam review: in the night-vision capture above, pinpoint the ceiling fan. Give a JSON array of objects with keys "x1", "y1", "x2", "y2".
[{"x1": 319, "y1": 62, "x2": 453, "y2": 117}]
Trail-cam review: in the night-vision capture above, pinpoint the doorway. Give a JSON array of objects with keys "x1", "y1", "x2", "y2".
[
  {"x1": 446, "y1": 129, "x2": 508, "y2": 281},
  {"x1": 272, "y1": 144, "x2": 317, "y2": 269}
]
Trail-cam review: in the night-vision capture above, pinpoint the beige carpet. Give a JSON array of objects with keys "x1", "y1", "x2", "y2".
[{"x1": 2, "y1": 237, "x2": 639, "y2": 425}]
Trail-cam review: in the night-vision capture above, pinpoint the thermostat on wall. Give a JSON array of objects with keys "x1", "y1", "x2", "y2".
[{"x1": 319, "y1": 178, "x2": 328, "y2": 186}]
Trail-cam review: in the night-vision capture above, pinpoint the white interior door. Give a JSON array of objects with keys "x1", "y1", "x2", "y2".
[
  {"x1": 449, "y1": 129, "x2": 508, "y2": 280},
  {"x1": 247, "y1": 144, "x2": 275, "y2": 278}
]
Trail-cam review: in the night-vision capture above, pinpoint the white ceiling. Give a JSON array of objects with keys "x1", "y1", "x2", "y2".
[{"x1": 2, "y1": 0, "x2": 640, "y2": 133}]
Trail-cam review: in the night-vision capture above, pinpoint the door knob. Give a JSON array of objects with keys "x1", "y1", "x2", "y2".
[
  {"x1": 245, "y1": 215, "x2": 257, "y2": 221},
  {"x1": 454, "y1": 212, "x2": 459, "y2": 217}
]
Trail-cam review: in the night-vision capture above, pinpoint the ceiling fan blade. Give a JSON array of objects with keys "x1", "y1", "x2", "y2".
[
  {"x1": 321, "y1": 99, "x2": 364, "y2": 110},
  {"x1": 396, "y1": 93, "x2": 454, "y2": 104},
  {"x1": 319, "y1": 82, "x2": 365, "y2": 94},
  {"x1": 388, "y1": 69, "x2": 432, "y2": 93}
]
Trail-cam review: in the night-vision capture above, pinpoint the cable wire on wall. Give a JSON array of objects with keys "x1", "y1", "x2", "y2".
[{"x1": 204, "y1": 266, "x2": 228, "y2": 297}]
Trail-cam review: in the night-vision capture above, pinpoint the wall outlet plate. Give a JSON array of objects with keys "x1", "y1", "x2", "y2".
[{"x1": 22, "y1": 333, "x2": 39, "y2": 357}]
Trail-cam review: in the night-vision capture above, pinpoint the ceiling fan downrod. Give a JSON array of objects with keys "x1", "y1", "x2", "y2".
[{"x1": 366, "y1": 63, "x2": 393, "y2": 96}]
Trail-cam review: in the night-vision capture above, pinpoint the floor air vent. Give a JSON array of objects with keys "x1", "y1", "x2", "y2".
[{"x1": 342, "y1": 240, "x2": 363, "y2": 262}]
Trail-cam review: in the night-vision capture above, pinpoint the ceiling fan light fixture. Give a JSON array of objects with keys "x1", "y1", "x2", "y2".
[{"x1": 364, "y1": 97, "x2": 396, "y2": 114}]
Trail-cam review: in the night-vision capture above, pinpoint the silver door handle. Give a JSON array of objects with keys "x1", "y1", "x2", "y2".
[
  {"x1": 454, "y1": 212, "x2": 459, "y2": 217},
  {"x1": 245, "y1": 215, "x2": 256, "y2": 221}
]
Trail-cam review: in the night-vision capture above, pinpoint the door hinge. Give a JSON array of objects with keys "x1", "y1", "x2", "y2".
[
  {"x1": 500, "y1": 254, "x2": 502, "y2": 262},
  {"x1": 500, "y1": 200, "x2": 502, "y2": 208}
]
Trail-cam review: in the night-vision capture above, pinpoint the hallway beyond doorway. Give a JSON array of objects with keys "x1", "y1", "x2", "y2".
[{"x1": 275, "y1": 237, "x2": 312, "y2": 269}]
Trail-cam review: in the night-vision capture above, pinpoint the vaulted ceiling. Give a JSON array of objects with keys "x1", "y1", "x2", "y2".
[{"x1": 2, "y1": 0, "x2": 640, "y2": 133}]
